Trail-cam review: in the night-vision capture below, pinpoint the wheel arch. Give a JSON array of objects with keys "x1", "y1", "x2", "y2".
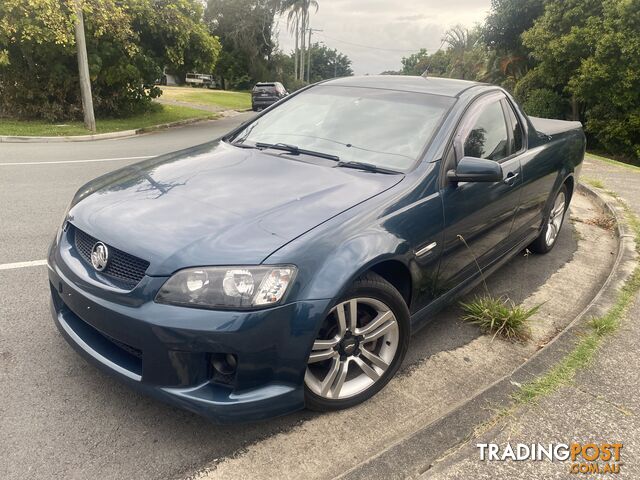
[{"x1": 368, "y1": 260, "x2": 413, "y2": 309}]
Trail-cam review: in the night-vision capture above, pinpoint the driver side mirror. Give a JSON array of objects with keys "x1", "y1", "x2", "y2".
[{"x1": 447, "y1": 156, "x2": 503, "y2": 183}]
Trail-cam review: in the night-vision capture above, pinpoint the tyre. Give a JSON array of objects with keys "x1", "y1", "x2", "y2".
[
  {"x1": 304, "y1": 272, "x2": 410, "y2": 411},
  {"x1": 529, "y1": 184, "x2": 569, "y2": 254}
]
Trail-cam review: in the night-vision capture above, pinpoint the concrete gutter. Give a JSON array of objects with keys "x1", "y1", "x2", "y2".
[
  {"x1": 336, "y1": 182, "x2": 638, "y2": 480},
  {"x1": 0, "y1": 113, "x2": 233, "y2": 143}
]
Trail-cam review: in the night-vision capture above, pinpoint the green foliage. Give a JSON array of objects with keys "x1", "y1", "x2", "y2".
[
  {"x1": 460, "y1": 296, "x2": 540, "y2": 342},
  {"x1": 205, "y1": 0, "x2": 280, "y2": 90},
  {"x1": 522, "y1": 88, "x2": 568, "y2": 118},
  {"x1": 568, "y1": 0, "x2": 640, "y2": 160},
  {"x1": 0, "y1": 0, "x2": 220, "y2": 121},
  {"x1": 522, "y1": 0, "x2": 639, "y2": 161},
  {"x1": 483, "y1": 0, "x2": 545, "y2": 56},
  {"x1": 400, "y1": 27, "x2": 489, "y2": 81},
  {"x1": 401, "y1": 48, "x2": 429, "y2": 76},
  {"x1": 306, "y1": 43, "x2": 353, "y2": 82},
  {"x1": 397, "y1": 0, "x2": 640, "y2": 163}
]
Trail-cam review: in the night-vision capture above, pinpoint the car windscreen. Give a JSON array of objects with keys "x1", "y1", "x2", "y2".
[{"x1": 234, "y1": 85, "x2": 455, "y2": 171}]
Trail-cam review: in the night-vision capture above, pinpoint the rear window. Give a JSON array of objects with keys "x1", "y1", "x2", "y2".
[{"x1": 253, "y1": 83, "x2": 277, "y2": 92}]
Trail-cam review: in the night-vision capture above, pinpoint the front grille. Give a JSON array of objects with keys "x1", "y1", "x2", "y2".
[
  {"x1": 102, "y1": 332, "x2": 143, "y2": 359},
  {"x1": 72, "y1": 225, "x2": 150, "y2": 287}
]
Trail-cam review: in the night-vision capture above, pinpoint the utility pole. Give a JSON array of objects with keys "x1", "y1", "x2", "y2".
[
  {"x1": 306, "y1": 28, "x2": 323, "y2": 83},
  {"x1": 74, "y1": 0, "x2": 96, "y2": 132}
]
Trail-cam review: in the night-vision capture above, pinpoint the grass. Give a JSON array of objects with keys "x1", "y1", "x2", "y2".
[
  {"x1": 586, "y1": 151, "x2": 640, "y2": 172},
  {"x1": 460, "y1": 296, "x2": 540, "y2": 342},
  {"x1": 511, "y1": 184, "x2": 640, "y2": 406},
  {"x1": 582, "y1": 176, "x2": 605, "y2": 189},
  {"x1": 160, "y1": 86, "x2": 251, "y2": 110},
  {"x1": 0, "y1": 104, "x2": 216, "y2": 137},
  {"x1": 470, "y1": 184, "x2": 640, "y2": 437}
]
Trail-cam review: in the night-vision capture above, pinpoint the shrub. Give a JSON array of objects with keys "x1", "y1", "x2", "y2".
[{"x1": 0, "y1": 0, "x2": 220, "y2": 121}]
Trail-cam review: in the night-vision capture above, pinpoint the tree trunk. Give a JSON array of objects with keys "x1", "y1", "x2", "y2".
[
  {"x1": 299, "y1": 8, "x2": 306, "y2": 82},
  {"x1": 294, "y1": 16, "x2": 299, "y2": 81},
  {"x1": 307, "y1": 28, "x2": 312, "y2": 82}
]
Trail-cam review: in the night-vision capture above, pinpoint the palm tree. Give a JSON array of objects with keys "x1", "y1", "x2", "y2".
[{"x1": 282, "y1": 0, "x2": 318, "y2": 81}]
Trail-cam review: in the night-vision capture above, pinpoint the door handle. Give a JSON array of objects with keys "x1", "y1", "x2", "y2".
[{"x1": 504, "y1": 172, "x2": 519, "y2": 185}]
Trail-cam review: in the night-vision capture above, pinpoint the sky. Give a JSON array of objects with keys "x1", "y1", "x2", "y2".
[{"x1": 275, "y1": 0, "x2": 492, "y2": 75}]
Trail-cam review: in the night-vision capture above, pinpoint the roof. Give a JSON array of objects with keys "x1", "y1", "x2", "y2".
[{"x1": 321, "y1": 75, "x2": 482, "y2": 97}]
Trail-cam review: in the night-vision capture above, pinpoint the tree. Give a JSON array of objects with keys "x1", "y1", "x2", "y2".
[
  {"x1": 400, "y1": 48, "x2": 429, "y2": 76},
  {"x1": 206, "y1": 0, "x2": 281, "y2": 89},
  {"x1": 281, "y1": 0, "x2": 318, "y2": 82},
  {"x1": 483, "y1": 0, "x2": 544, "y2": 55},
  {"x1": 521, "y1": 0, "x2": 604, "y2": 119},
  {"x1": 481, "y1": 0, "x2": 545, "y2": 85},
  {"x1": 0, "y1": 0, "x2": 220, "y2": 120},
  {"x1": 307, "y1": 42, "x2": 353, "y2": 82},
  {"x1": 567, "y1": 0, "x2": 640, "y2": 160}
]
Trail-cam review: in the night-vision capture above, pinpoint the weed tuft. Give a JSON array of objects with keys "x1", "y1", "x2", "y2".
[
  {"x1": 460, "y1": 296, "x2": 540, "y2": 342},
  {"x1": 583, "y1": 177, "x2": 605, "y2": 189}
]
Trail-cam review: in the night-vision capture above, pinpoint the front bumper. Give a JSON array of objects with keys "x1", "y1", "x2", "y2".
[{"x1": 48, "y1": 234, "x2": 331, "y2": 423}]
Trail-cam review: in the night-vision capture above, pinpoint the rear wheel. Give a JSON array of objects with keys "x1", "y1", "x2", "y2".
[
  {"x1": 529, "y1": 184, "x2": 568, "y2": 254},
  {"x1": 304, "y1": 272, "x2": 410, "y2": 411}
]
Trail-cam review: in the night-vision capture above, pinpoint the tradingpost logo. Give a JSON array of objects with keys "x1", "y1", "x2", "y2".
[{"x1": 477, "y1": 442, "x2": 623, "y2": 474}]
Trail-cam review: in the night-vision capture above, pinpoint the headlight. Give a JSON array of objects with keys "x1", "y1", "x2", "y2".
[
  {"x1": 155, "y1": 265, "x2": 297, "y2": 309},
  {"x1": 55, "y1": 201, "x2": 73, "y2": 244}
]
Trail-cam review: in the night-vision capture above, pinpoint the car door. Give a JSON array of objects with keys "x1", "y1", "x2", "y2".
[{"x1": 436, "y1": 92, "x2": 524, "y2": 291}]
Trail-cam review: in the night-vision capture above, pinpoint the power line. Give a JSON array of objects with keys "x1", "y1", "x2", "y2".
[{"x1": 315, "y1": 32, "x2": 424, "y2": 53}]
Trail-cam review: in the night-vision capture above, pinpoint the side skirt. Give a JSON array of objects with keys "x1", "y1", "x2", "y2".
[{"x1": 408, "y1": 229, "x2": 540, "y2": 334}]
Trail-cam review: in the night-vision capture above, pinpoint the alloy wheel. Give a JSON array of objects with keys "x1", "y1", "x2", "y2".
[
  {"x1": 545, "y1": 191, "x2": 566, "y2": 247},
  {"x1": 305, "y1": 297, "x2": 399, "y2": 400}
]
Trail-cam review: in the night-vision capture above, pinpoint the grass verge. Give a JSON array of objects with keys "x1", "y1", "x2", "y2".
[
  {"x1": 512, "y1": 186, "x2": 640, "y2": 405},
  {"x1": 471, "y1": 186, "x2": 640, "y2": 437},
  {"x1": 586, "y1": 152, "x2": 640, "y2": 172},
  {"x1": 0, "y1": 104, "x2": 216, "y2": 137},
  {"x1": 582, "y1": 176, "x2": 605, "y2": 189},
  {"x1": 159, "y1": 86, "x2": 251, "y2": 110}
]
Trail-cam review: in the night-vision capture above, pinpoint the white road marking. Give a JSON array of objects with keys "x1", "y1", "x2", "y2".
[
  {"x1": 0, "y1": 259, "x2": 48, "y2": 270},
  {"x1": 0, "y1": 155, "x2": 153, "y2": 166}
]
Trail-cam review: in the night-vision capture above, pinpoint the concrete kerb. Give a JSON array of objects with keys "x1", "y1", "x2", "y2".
[
  {"x1": 0, "y1": 113, "x2": 232, "y2": 143},
  {"x1": 335, "y1": 182, "x2": 638, "y2": 480}
]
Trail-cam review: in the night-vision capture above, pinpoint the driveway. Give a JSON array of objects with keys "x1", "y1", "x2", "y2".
[{"x1": 0, "y1": 125, "x2": 613, "y2": 480}]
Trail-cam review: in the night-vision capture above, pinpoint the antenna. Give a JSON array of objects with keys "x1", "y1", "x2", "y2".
[{"x1": 421, "y1": 38, "x2": 446, "y2": 78}]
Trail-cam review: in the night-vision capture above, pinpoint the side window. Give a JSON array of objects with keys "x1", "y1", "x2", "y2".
[
  {"x1": 463, "y1": 100, "x2": 509, "y2": 161},
  {"x1": 504, "y1": 101, "x2": 523, "y2": 153}
]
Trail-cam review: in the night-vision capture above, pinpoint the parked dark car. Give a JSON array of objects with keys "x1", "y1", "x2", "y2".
[
  {"x1": 251, "y1": 81, "x2": 287, "y2": 110},
  {"x1": 48, "y1": 76, "x2": 584, "y2": 423}
]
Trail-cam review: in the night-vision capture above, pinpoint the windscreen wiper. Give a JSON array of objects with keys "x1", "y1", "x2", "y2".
[
  {"x1": 229, "y1": 141, "x2": 260, "y2": 149},
  {"x1": 255, "y1": 142, "x2": 340, "y2": 161},
  {"x1": 334, "y1": 161, "x2": 401, "y2": 175}
]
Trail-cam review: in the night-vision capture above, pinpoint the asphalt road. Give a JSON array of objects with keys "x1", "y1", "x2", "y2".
[{"x1": 0, "y1": 118, "x2": 579, "y2": 480}]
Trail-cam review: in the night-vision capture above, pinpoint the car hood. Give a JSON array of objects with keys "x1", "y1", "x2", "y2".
[{"x1": 69, "y1": 141, "x2": 403, "y2": 276}]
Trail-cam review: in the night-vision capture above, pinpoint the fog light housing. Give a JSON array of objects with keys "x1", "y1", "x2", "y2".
[{"x1": 211, "y1": 353, "x2": 238, "y2": 384}]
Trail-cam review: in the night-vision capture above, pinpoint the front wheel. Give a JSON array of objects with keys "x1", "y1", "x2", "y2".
[
  {"x1": 304, "y1": 272, "x2": 410, "y2": 411},
  {"x1": 529, "y1": 184, "x2": 568, "y2": 254}
]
